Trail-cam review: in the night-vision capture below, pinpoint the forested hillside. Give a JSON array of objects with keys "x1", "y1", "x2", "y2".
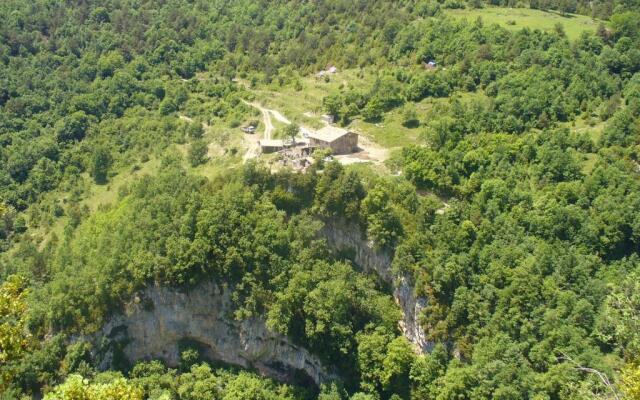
[{"x1": 2, "y1": 0, "x2": 640, "y2": 399}]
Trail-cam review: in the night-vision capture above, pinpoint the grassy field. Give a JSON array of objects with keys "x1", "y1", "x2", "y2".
[
  {"x1": 251, "y1": 68, "x2": 429, "y2": 148},
  {"x1": 251, "y1": 71, "x2": 495, "y2": 149},
  {"x1": 446, "y1": 7, "x2": 601, "y2": 40},
  {"x1": 252, "y1": 69, "x2": 374, "y2": 128},
  {"x1": 562, "y1": 116, "x2": 606, "y2": 175}
]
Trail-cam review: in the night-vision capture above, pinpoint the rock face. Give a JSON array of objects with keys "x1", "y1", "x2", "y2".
[
  {"x1": 94, "y1": 217, "x2": 429, "y2": 387},
  {"x1": 320, "y1": 219, "x2": 432, "y2": 353},
  {"x1": 96, "y1": 282, "x2": 334, "y2": 386}
]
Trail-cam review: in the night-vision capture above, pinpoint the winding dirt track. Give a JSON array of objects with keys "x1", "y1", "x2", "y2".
[
  {"x1": 241, "y1": 100, "x2": 293, "y2": 162},
  {"x1": 242, "y1": 100, "x2": 291, "y2": 140}
]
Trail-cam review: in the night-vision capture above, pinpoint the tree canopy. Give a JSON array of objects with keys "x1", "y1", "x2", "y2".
[{"x1": 2, "y1": 0, "x2": 640, "y2": 399}]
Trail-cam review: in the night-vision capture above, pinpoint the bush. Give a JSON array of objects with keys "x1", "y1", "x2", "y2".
[
  {"x1": 187, "y1": 122, "x2": 204, "y2": 139},
  {"x1": 90, "y1": 146, "x2": 113, "y2": 184},
  {"x1": 401, "y1": 104, "x2": 419, "y2": 128},
  {"x1": 363, "y1": 98, "x2": 384, "y2": 122},
  {"x1": 188, "y1": 139, "x2": 208, "y2": 167}
]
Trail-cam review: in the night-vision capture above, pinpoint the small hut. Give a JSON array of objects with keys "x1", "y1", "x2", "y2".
[{"x1": 259, "y1": 139, "x2": 284, "y2": 153}]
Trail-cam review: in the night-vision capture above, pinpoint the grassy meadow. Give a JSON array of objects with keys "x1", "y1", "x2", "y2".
[{"x1": 446, "y1": 7, "x2": 601, "y2": 40}]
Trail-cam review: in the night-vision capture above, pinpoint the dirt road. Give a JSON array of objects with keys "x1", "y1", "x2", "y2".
[
  {"x1": 241, "y1": 100, "x2": 293, "y2": 162},
  {"x1": 242, "y1": 100, "x2": 291, "y2": 140},
  {"x1": 242, "y1": 133, "x2": 260, "y2": 162},
  {"x1": 333, "y1": 133, "x2": 389, "y2": 165}
]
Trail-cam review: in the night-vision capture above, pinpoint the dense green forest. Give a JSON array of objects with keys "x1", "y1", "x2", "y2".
[{"x1": 2, "y1": 0, "x2": 640, "y2": 399}]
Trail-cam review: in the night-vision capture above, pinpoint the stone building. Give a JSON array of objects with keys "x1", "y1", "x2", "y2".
[
  {"x1": 308, "y1": 126, "x2": 358, "y2": 155},
  {"x1": 259, "y1": 139, "x2": 284, "y2": 153}
]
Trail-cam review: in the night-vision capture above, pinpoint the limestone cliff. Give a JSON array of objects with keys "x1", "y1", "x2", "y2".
[
  {"x1": 95, "y1": 282, "x2": 334, "y2": 385},
  {"x1": 320, "y1": 219, "x2": 432, "y2": 353},
  {"x1": 93, "y1": 218, "x2": 430, "y2": 387}
]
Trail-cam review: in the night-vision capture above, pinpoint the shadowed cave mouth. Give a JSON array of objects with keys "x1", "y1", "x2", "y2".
[
  {"x1": 108, "y1": 335, "x2": 321, "y2": 393},
  {"x1": 179, "y1": 338, "x2": 320, "y2": 393},
  {"x1": 178, "y1": 337, "x2": 320, "y2": 394}
]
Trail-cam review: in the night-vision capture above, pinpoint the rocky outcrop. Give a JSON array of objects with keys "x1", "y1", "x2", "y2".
[
  {"x1": 92, "y1": 218, "x2": 429, "y2": 387},
  {"x1": 320, "y1": 219, "x2": 432, "y2": 353},
  {"x1": 394, "y1": 276, "x2": 432, "y2": 353},
  {"x1": 95, "y1": 282, "x2": 334, "y2": 386}
]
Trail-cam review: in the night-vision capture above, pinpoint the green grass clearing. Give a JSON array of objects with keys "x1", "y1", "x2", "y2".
[
  {"x1": 252, "y1": 68, "x2": 375, "y2": 124},
  {"x1": 250, "y1": 69, "x2": 493, "y2": 148},
  {"x1": 562, "y1": 115, "x2": 606, "y2": 143},
  {"x1": 582, "y1": 153, "x2": 599, "y2": 175},
  {"x1": 446, "y1": 7, "x2": 601, "y2": 40}
]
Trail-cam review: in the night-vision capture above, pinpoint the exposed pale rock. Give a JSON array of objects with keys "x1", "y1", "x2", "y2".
[
  {"x1": 94, "y1": 218, "x2": 430, "y2": 387},
  {"x1": 96, "y1": 282, "x2": 334, "y2": 385},
  {"x1": 320, "y1": 219, "x2": 432, "y2": 353}
]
